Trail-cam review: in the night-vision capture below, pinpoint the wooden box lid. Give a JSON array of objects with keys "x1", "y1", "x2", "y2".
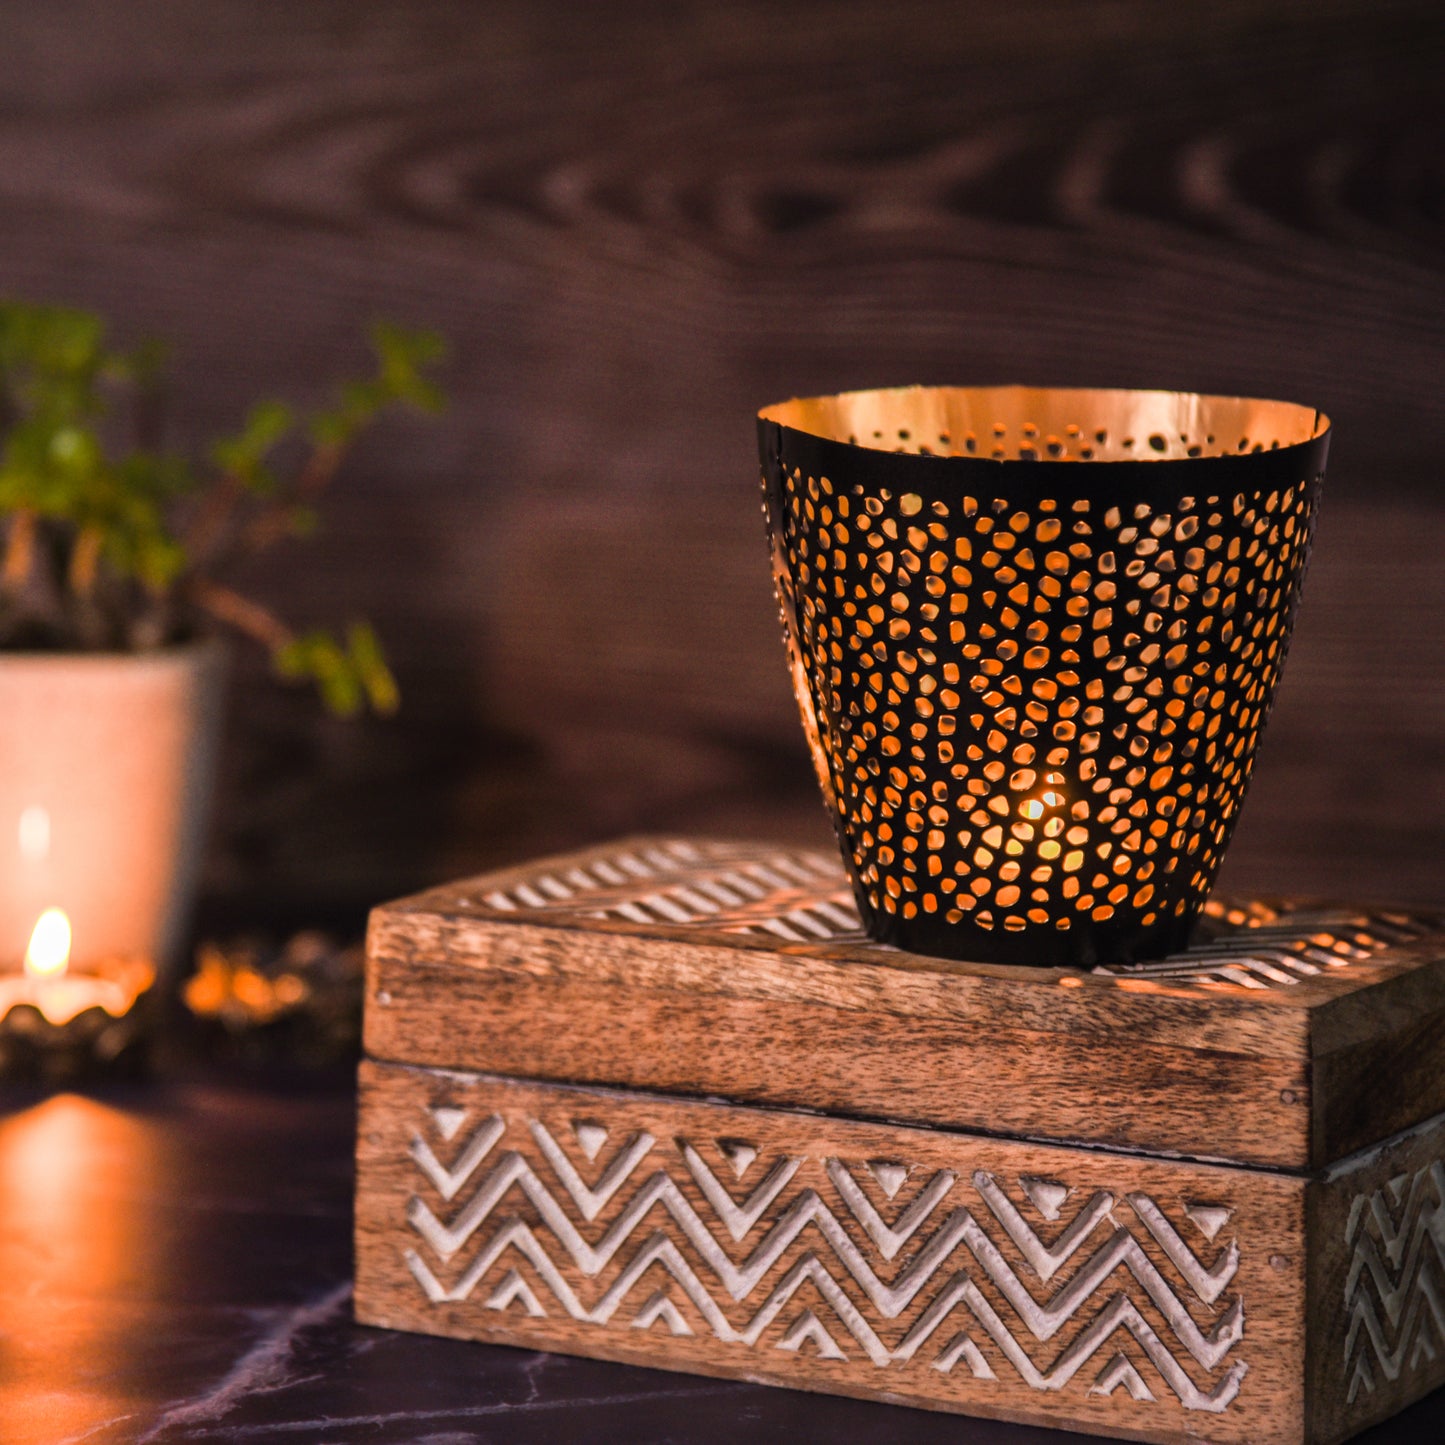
[{"x1": 364, "y1": 836, "x2": 1445, "y2": 1172}]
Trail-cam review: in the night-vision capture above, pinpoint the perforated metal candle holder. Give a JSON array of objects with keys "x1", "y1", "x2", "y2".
[{"x1": 759, "y1": 386, "x2": 1329, "y2": 967}]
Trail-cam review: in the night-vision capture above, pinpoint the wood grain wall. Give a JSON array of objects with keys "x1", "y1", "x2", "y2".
[{"x1": 1, "y1": 0, "x2": 1440, "y2": 922}]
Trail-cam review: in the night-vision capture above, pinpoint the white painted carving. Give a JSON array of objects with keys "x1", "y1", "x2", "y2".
[
  {"x1": 953, "y1": 1281, "x2": 1244, "y2": 1411},
  {"x1": 409, "y1": 1113, "x2": 504, "y2": 1205},
  {"x1": 1343, "y1": 1158, "x2": 1445, "y2": 1404},
  {"x1": 633, "y1": 1290, "x2": 692, "y2": 1336},
  {"x1": 684, "y1": 1143, "x2": 801, "y2": 1243},
  {"x1": 403, "y1": 1111, "x2": 1248, "y2": 1414},
  {"x1": 466, "y1": 839, "x2": 1436, "y2": 985},
  {"x1": 1185, "y1": 1203, "x2": 1235, "y2": 1242},
  {"x1": 1021, "y1": 1177, "x2": 1071, "y2": 1221},
  {"x1": 1127, "y1": 1193, "x2": 1240, "y2": 1304},
  {"x1": 868, "y1": 1161, "x2": 910, "y2": 1199},
  {"x1": 972, "y1": 1171, "x2": 1114, "y2": 1283},
  {"x1": 779, "y1": 1309, "x2": 846, "y2": 1360},
  {"x1": 1091, "y1": 1351, "x2": 1156, "y2": 1402},
  {"x1": 486, "y1": 1267, "x2": 545, "y2": 1317},
  {"x1": 573, "y1": 1121, "x2": 609, "y2": 1161},
  {"x1": 718, "y1": 1140, "x2": 758, "y2": 1179},
  {"x1": 475, "y1": 840, "x2": 861, "y2": 944},
  {"x1": 934, "y1": 1332, "x2": 996, "y2": 1378},
  {"x1": 827, "y1": 1159, "x2": 956, "y2": 1261},
  {"x1": 529, "y1": 1120, "x2": 655, "y2": 1222},
  {"x1": 430, "y1": 1106, "x2": 468, "y2": 1142}
]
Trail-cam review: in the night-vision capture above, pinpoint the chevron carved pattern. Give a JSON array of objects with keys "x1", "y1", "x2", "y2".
[
  {"x1": 462, "y1": 836, "x2": 1442, "y2": 983},
  {"x1": 478, "y1": 838, "x2": 862, "y2": 945},
  {"x1": 1343, "y1": 1157, "x2": 1445, "y2": 1405},
  {"x1": 401, "y1": 1101, "x2": 1248, "y2": 1414}
]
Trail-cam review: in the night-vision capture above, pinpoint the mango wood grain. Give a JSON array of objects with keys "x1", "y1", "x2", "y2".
[
  {"x1": 364, "y1": 837, "x2": 1445, "y2": 1170},
  {"x1": 1309, "y1": 950, "x2": 1445, "y2": 1167},
  {"x1": 356, "y1": 1060, "x2": 1308, "y2": 1445},
  {"x1": 366, "y1": 940, "x2": 1309, "y2": 1170}
]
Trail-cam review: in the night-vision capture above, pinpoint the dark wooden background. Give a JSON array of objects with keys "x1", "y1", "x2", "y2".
[{"x1": 2, "y1": 0, "x2": 1440, "y2": 923}]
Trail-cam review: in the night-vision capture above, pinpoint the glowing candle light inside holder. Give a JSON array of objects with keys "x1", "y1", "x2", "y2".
[{"x1": 0, "y1": 907, "x2": 155, "y2": 1082}]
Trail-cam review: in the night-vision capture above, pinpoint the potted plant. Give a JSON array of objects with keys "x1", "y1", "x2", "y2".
[{"x1": 0, "y1": 300, "x2": 444, "y2": 975}]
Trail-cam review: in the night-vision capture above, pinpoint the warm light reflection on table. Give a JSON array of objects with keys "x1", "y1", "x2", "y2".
[{"x1": 0, "y1": 1094, "x2": 158, "y2": 1444}]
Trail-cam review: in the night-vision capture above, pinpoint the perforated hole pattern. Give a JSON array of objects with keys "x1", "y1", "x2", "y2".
[{"x1": 759, "y1": 387, "x2": 1329, "y2": 966}]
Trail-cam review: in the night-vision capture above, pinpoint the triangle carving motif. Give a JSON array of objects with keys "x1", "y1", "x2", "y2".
[
  {"x1": 430, "y1": 1106, "x2": 468, "y2": 1142},
  {"x1": 1184, "y1": 1202, "x2": 1235, "y2": 1242},
  {"x1": 1020, "y1": 1176, "x2": 1070, "y2": 1221},
  {"x1": 718, "y1": 1139, "x2": 758, "y2": 1180},
  {"x1": 867, "y1": 1160, "x2": 910, "y2": 1199},
  {"x1": 573, "y1": 1121, "x2": 609, "y2": 1161}
]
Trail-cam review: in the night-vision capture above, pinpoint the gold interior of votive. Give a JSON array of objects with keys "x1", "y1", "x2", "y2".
[{"x1": 759, "y1": 386, "x2": 1327, "y2": 463}]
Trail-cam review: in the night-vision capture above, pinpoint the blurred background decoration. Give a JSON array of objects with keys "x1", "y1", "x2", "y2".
[
  {"x1": 0, "y1": 0, "x2": 1438, "y2": 946},
  {"x1": 183, "y1": 931, "x2": 363, "y2": 1069},
  {"x1": 0, "y1": 302, "x2": 443, "y2": 989}
]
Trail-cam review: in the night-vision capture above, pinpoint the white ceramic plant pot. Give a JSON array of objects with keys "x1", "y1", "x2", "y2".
[{"x1": 0, "y1": 642, "x2": 226, "y2": 975}]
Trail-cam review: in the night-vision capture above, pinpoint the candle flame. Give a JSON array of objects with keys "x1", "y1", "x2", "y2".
[
  {"x1": 1019, "y1": 791, "x2": 1065, "y2": 821},
  {"x1": 25, "y1": 907, "x2": 71, "y2": 980}
]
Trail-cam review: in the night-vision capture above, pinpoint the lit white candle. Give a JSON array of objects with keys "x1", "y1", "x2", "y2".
[{"x1": 0, "y1": 908, "x2": 148, "y2": 1027}]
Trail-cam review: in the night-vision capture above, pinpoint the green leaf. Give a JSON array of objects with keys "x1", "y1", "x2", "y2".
[
  {"x1": 130, "y1": 533, "x2": 187, "y2": 590},
  {"x1": 272, "y1": 636, "x2": 310, "y2": 682},
  {"x1": 347, "y1": 620, "x2": 399, "y2": 714},
  {"x1": 271, "y1": 629, "x2": 364, "y2": 717},
  {"x1": 306, "y1": 322, "x2": 447, "y2": 446},
  {"x1": 212, "y1": 399, "x2": 293, "y2": 492},
  {"x1": 371, "y1": 321, "x2": 447, "y2": 411}
]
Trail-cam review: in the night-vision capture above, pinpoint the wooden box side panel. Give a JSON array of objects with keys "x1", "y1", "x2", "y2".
[
  {"x1": 1310, "y1": 953, "x2": 1445, "y2": 1167},
  {"x1": 355, "y1": 1061, "x2": 1307, "y2": 1445},
  {"x1": 1307, "y1": 1111, "x2": 1445, "y2": 1445},
  {"x1": 364, "y1": 919, "x2": 1312, "y2": 1169}
]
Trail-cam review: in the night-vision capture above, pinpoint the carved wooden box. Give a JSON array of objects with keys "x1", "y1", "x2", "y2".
[{"x1": 355, "y1": 836, "x2": 1445, "y2": 1445}]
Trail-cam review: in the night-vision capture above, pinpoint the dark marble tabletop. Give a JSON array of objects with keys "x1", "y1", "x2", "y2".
[{"x1": 0, "y1": 1073, "x2": 1438, "y2": 1445}]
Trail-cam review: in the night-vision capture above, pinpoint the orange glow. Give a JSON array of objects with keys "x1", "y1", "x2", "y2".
[
  {"x1": 1019, "y1": 791, "x2": 1065, "y2": 821},
  {"x1": 0, "y1": 1096, "x2": 162, "y2": 1443},
  {"x1": 184, "y1": 946, "x2": 309, "y2": 1024},
  {"x1": 24, "y1": 908, "x2": 70, "y2": 981}
]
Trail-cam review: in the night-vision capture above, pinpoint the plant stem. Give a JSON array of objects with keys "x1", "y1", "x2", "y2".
[
  {"x1": 183, "y1": 475, "x2": 244, "y2": 562},
  {"x1": 184, "y1": 577, "x2": 293, "y2": 653},
  {"x1": 298, "y1": 438, "x2": 345, "y2": 497},
  {"x1": 2, "y1": 510, "x2": 36, "y2": 592},
  {"x1": 68, "y1": 526, "x2": 103, "y2": 598},
  {"x1": 239, "y1": 438, "x2": 346, "y2": 555}
]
